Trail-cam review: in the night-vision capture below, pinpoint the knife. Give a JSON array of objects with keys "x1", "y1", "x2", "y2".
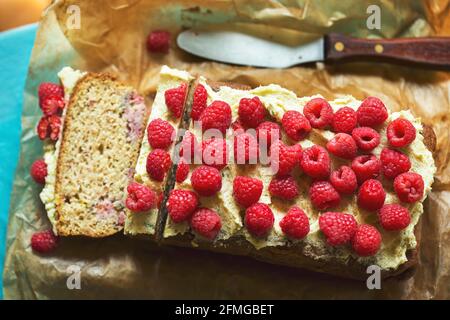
[{"x1": 177, "y1": 30, "x2": 450, "y2": 69}]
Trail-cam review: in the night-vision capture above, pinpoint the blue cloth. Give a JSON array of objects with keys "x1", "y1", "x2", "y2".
[{"x1": 0, "y1": 23, "x2": 37, "y2": 299}]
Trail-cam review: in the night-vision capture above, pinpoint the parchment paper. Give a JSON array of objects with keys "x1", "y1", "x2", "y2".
[{"x1": 3, "y1": 0, "x2": 450, "y2": 299}]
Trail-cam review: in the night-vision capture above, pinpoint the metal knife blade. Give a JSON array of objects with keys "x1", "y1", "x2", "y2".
[{"x1": 177, "y1": 30, "x2": 324, "y2": 68}]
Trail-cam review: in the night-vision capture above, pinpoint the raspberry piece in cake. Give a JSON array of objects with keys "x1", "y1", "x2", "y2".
[
  {"x1": 191, "y1": 165, "x2": 222, "y2": 196},
  {"x1": 190, "y1": 208, "x2": 222, "y2": 240},
  {"x1": 379, "y1": 204, "x2": 411, "y2": 231},
  {"x1": 357, "y1": 179, "x2": 386, "y2": 211},
  {"x1": 270, "y1": 140, "x2": 302, "y2": 176},
  {"x1": 146, "y1": 30, "x2": 171, "y2": 53},
  {"x1": 147, "y1": 118, "x2": 175, "y2": 149},
  {"x1": 31, "y1": 230, "x2": 59, "y2": 253},
  {"x1": 332, "y1": 107, "x2": 357, "y2": 133},
  {"x1": 380, "y1": 148, "x2": 411, "y2": 179},
  {"x1": 309, "y1": 181, "x2": 340, "y2": 210},
  {"x1": 303, "y1": 97, "x2": 334, "y2": 129},
  {"x1": 351, "y1": 154, "x2": 381, "y2": 184},
  {"x1": 190, "y1": 84, "x2": 208, "y2": 121},
  {"x1": 40, "y1": 94, "x2": 65, "y2": 116},
  {"x1": 179, "y1": 130, "x2": 200, "y2": 162},
  {"x1": 200, "y1": 100, "x2": 232, "y2": 134},
  {"x1": 300, "y1": 145, "x2": 331, "y2": 180},
  {"x1": 38, "y1": 82, "x2": 64, "y2": 102},
  {"x1": 238, "y1": 96, "x2": 266, "y2": 128},
  {"x1": 256, "y1": 121, "x2": 281, "y2": 147},
  {"x1": 326, "y1": 133, "x2": 357, "y2": 159},
  {"x1": 352, "y1": 224, "x2": 382, "y2": 257},
  {"x1": 234, "y1": 132, "x2": 258, "y2": 164},
  {"x1": 202, "y1": 137, "x2": 228, "y2": 170},
  {"x1": 352, "y1": 127, "x2": 380, "y2": 151},
  {"x1": 146, "y1": 149, "x2": 172, "y2": 181},
  {"x1": 394, "y1": 172, "x2": 424, "y2": 203},
  {"x1": 231, "y1": 119, "x2": 245, "y2": 132},
  {"x1": 269, "y1": 175, "x2": 299, "y2": 200},
  {"x1": 281, "y1": 110, "x2": 311, "y2": 141},
  {"x1": 319, "y1": 212, "x2": 357, "y2": 246},
  {"x1": 167, "y1": 189, "x2": 199, "y2": 223},
  {"x1": 279, "y1": 206, "x2": 310, "y2": 239},
  {"x1": 125, "y1": 182, "x2": 157, "y2": 212},
  {"x1": 330, "y1": 165, "x2": 357, "y2": 195},
  {"x1": 357, "y1": 97, "x2": 388, "y2": 127},
  {"x1": 30, "y1": 159, "x2": 47, "y2": 184},
  {"x1": 245, "y1": 203, "x2": 274, "y2": 237},
  {"x1": 175, "y1": 158, "x2": 190, "y2": 183},
  {"x1": 165, "y1": 83, "x2": 187, "y2": 118},
  {"x1": 233, "y1": 176, "x2": 263, "y2": 208},
  {"x1": 387, "y1": 118, "x2": 416, "y2": 148}
]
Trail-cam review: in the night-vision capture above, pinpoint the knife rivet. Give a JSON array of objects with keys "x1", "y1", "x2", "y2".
[
  {"x1": 334, "y1": 42, "x2": 345, "y2": 52},
  {"x1": 375, "y1": 44, "x2": 384, "y2": 53}
]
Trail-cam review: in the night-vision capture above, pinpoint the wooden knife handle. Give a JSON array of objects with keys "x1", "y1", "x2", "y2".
[{"x1": 325, "y1": 33, "x2": 450, "y2": 68}]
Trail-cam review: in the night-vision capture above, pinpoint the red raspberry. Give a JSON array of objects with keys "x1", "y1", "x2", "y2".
[
  {"x1": 31, "y1": 230, "x2": 58, "y2": 253},
  {"x1": 357, "y1": 97, "x2": 388, "y2": 127},
  {"x1": 282, "y1": 110, "x2": 311, "y2": 141},
  {"x1": 256, "y1": 121, "x2": 281, "y2": 147},
  {"x1": 309, "y1": 181, "x2": 340, "y2": 210},
  {"x1": 191, "y1": 165, "x2": 222, "y2": 196},
  {"x1": 303, "y1": 98, "x2": 334, "y2": 129},
  {"x1": 357, "y1": 179, "x2": 386, "y2": 211},
  {"x1": 330, "y1": 165, "x2": 357, "y2": 195},
  {"x1": 191, "y1": 84, "x2": 208, "y2": 121},
  {"x1": 332, "y1": 107, "x2": 357, "y2": 133},
  {"x1": 394, "y1": 172, "x2": 424, "y2": 203},
  {"x1": 238, "y1": 96, "x2": 266, "y2": 128},
  {"x1": 202, "y1": 137, "x2": 228, "y2": 170},
  {"x1": 379, "y1": 204, "x2": 411, "y2": 231},
  {"x1": 200, "y1": 100, "x2": 232, "y2": 134},
  {"x1": 387, "y1": 118, "x2": 416, "y2": 148},
  {"x1": 146, "y1": 30, "x2": 171, "y2": 53},
  {"x1": 279, "y1": 206, "x2": 310, "y2": 239},
  {"x1": 233, "y1": 176, "x2": 263, "y2": 208},
  {"x1": 38, "y1": 82, "x2": 64, "y2": 102},
  {"x1": 146, "y1": 149, "x2": 172, "y2": 181},
  {"x1": 270, "y1": 140, "x2": 302, "y2": 176},
  {"x1": 231, "y1": 119, "x2": 245, "y2": 132},
  {"x1": 175, "y1": 158, "x2": 190, "y2": 183},
  {"x1": 125, "y1": 182, "x2": 157, "y2": 212},
  {"x1": 40, "y1": 94, "x2": 65, "y2": 116},
  {"x1": 165, "y1": 83, "x2": 187, "y2": 118},
  {"x1": 352, "y1": 127, "x2": 380, "y2": 151},
  {"x1": 300, "y1": 145, "x2": 331, "y2": 180},
  {"x1": 245, "y1": 203, "x2": 274, "y2": 237},
  {"x1": 190, "y1": 208, "x2": 222, "y2": 240},
  {"x1": 319, "y1": 212, "x2": 357, "y2": 246},
  {"x1": 351, "y1": 154, "x2": 381, "y2": 184},
  {"x1": 269, "y1": 175, "x2": 299, "y2": 200},
  {"x1": 179, "y1": 131, "x2": 200, "y2": 162},
  {"x1": 326, "y1": 133, "x2": 357, "y2": 159},
  {"x1": 147, "y1": 118, "x2": 175, "y2": 149},
  {"x1": 37, "y1": 115, "x2": 61, "y2": 141},
  {"x1": 234, "y1": 132, "x2": 258, "y2": 164},
  {"x1": 167, "y1": 189, "x2": 199, "y2": 223},
  {"x1": 30, "y1": 159, "x2": 47, "y2": 184},
  {"x1": 352, "y1": 224, "x2": 382, "y2": 257},
  {"x1": 380, "y1": 148, "x2": 411, "y2": 179}
]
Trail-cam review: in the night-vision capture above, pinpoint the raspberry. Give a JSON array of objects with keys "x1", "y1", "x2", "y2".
[
  {"x1": 269, "y1": 175, "x2": 299, "y2": 200},
  {"x1": 380, "y1": 148, "x2": 411, "y2": 179},
  {"x1": 352, "y1": 127, "x2": 380, "y2": 151},
  {"x1": 357, "y1": 97, "x2": 388, "y2": 127},
  {"x1": 37, "y1": 115, "x2": 61, "y2": 141},
  {"x1": 165, "y1": 83, "x2": 187, "y2": 118},
  {"x1": 281, "y1": 110, "x2": 311, "y2": 141},
  {"x1": 31, "y1": 230, "x2": 58, "y2": 253},
  {"x1": 351, "y1": 154, "x2": 381, "y2": 184},
  {"x1": 330, "y1": 165, "x2": 357, "y2": 195},
  {"x1": 270, "y1": 140, "x2": 302, "y2": 176},
  {"x1": 352, "y1": 224, "x2": 382, "y2": 256},
  {"x1": 332, "y1": 107, "x2": 357, "y2": 133},
  {"x1": 279, "y1": 206, "x2": 310, "y2": 239},
  {"x1": 319, "y1": 212, "x2": 357, "y2": 246},
  {"x1": 146, "y1": 30, "x2": 171, "y2": 53},
  {"x1": 309, "y1": 181, "x2": 340, "y2": 210},
  {"x1": 234, "y1": 132, "x2": 258, "y2": 164},
  {"x1": 233, "y1": 176, "x2": 263, "y2": 208},
  {"x1": 256, "y1": 121, "x2": 281, "y2": 147},
  {"x1": 300, "y1": 145, "x2": 331, "y2": 180},
  {"x1": 379, "y1": 204, "x2": 411, "y2": 231},
  {"x1": 146, "y1": 149, "x2": 172, "y2": 181},
  {"x1": 175, "y1": 158, "x2": 190, "y2": 183},
  {"x1": 167, "y1": 189, "x2": 199, "y2": 223},
  {"x1": 179, "y1": 131, "x2": 200, "y2": 162},
  {"x1": 387, "y1": 118, "x2": 416, "y2": 148},
  {"x1": 303, "y1": 98, "x2": 334, "y2": 129},
  {"x1": 200, "y1": 100, "x2": 232, "y2": 134},
  {"x1": 231, "y1": 119, "x2": 245, "y2": 132},
  {"x1": 38, "y1": 82, "x2": 64, "y2": 102},
  {"x1": 202, "y1": 137, "x2": 228, "y2": 170},
  {"x1": 191, "y1": 84, "x2": 208, "y2": 121},
  {"x1": 357, "y1": 179, "x2": 386, "y2": 211},
  {"x1": 238, "y1": 96, "x2": 266, "y2": 128},
  {"x1": 245, "y1": 203, "x2": 274, "y2": 237},
  {"x1": 191, "y1": 165, "x2": 222, "y2": 196},
  {"x1": 40, "y1": 94, "x2": 65, "y2": 116},
  {"x1": 147, "y1": 118, "x2": 175, "y2": 149},
  {"x1": 326, "y1": 133, "x2": 357, "y2": 159},
  {"x1": 190, "y1": 208, "x2": 222, "y2": 240},
  {"x1": 30, "y1": 159, "x2": 47, "y2": 184},
  {"x1": 125, "y1": 182, "x2": 157, "y2": 212},
  {"x1": 394, "y1": 172, "x2": 424, "y2": 203}
]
